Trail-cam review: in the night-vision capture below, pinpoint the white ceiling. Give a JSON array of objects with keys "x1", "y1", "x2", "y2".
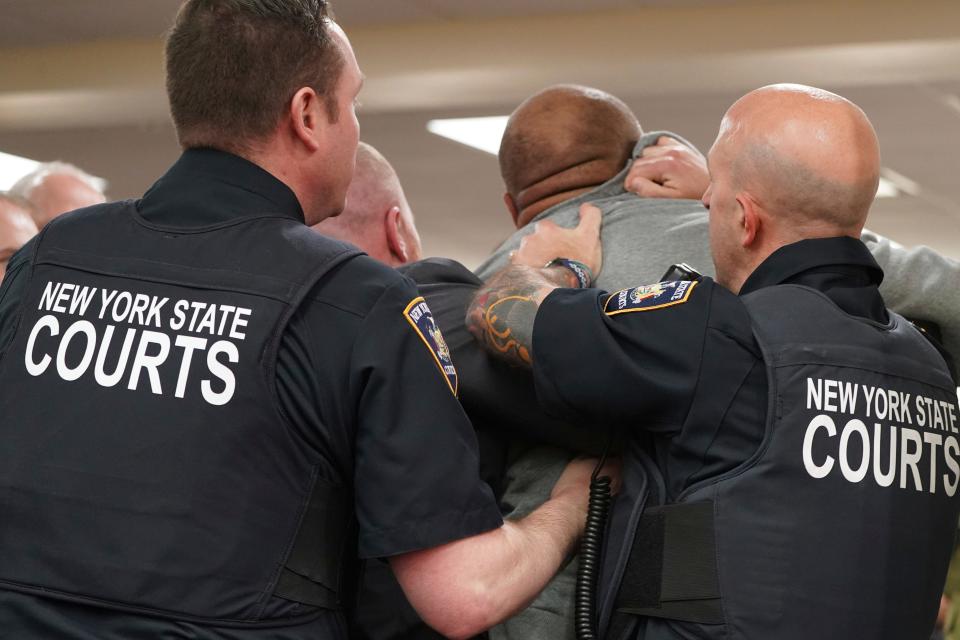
[{"x1": 0, "y1": 0, "x2": 958, "y2": 268}]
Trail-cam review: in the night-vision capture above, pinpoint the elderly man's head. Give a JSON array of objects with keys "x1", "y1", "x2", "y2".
[
  {"x1": 312, "y1": 142, "x2": 422, "y2": 266},
  {"x1": 703, "y1": 84, "x2": 881, "y2": 293},
  {"x1": 0, "y1": 193, "x2": 38, "y2": 281},
  {"x1": 499, "y1": 85, "x2": 641, "y2": 227},
  {"x1": 9, "y1": 162, "x2": 107, "y2": 230}
]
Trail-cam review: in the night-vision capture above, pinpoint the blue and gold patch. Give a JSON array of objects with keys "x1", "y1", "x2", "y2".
[
  {"x1": 404, "y1": 296, "x2": 458, "y2": 396},
  {"x1": 605, "y1": 280, "x2": 698, "y2": 315}
]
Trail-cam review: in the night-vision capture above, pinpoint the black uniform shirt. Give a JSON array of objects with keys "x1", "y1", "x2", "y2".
[
  {"x1": 400, "y1": 258, "x2": 610, "y2": 457},
  {"x1": 0, "y1": 150, "x2": 501, "y2": 635},
  {"x1": 532, "y1": 236, "x2": 888, "y2": 498}
]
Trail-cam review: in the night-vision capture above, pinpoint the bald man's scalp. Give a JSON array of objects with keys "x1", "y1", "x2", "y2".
[
  {"x1": 733, "y1": 140, "x2": 878, "y2": 232},
  {"x1": 723, "y1": 83, "x2": 881, "y2": 234},
  {"x1": 499, "y1": 85, "x2": 641, "y2": 207}
]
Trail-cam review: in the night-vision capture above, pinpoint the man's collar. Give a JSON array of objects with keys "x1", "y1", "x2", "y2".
[
  {"x1": 740, "y1": 236, "x2": 884, "y2": 295},
  {"x1": 139, "y1": 147, "x2": 305, "y2": 227},
  {"x1": 527, "y1": 130, "x2": 691, "y2": 226}
]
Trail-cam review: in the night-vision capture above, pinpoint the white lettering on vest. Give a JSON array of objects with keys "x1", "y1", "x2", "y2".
[
  {"x1": 25, "y1": 314, "x2": 59, "y2": 376},
  {"x1": 803, "y1": 414, "x2": 836, "y2": 479}
]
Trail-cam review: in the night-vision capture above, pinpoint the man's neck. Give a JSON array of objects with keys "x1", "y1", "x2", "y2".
[
  {"x1": 516, "y1": 186, "x2": 601, "y2": 228},
  {"x1": 513, "y1": 157, "x2": 622, "y2": 228}
]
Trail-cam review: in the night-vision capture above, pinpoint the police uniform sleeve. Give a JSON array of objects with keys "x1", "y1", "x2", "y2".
[
  {"x1": 351, "y1": 276, "x2": 503, "y2": 559},
  {"x1": 401, "y1": 258, "x2": 610, "y2": 455},
  {"x1": 532, "y1": 279, "x2": 713, "y2": 433}
]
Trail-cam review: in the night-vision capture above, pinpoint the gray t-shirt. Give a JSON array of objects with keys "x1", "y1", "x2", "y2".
[{"x1": 476, "y1": 131, "x2": 960, "y2": 640}]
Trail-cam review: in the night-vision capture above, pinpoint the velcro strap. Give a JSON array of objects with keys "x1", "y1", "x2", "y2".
[
  {"x1": 273, "y1": 479, "x2": 353, "y2": 609},
  {"x1": 615, "y1": 501, "x2": 724, "y2": 624}
]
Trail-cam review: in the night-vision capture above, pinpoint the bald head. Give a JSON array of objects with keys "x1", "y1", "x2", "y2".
[
  {"x1": 10, "y1": 162, "x2": 107, "y2": 230},
  {"x1": 0, "y1": 194, "x2": 38, "y2": 281},
  {"x1": 499, "y1": 85, "x2": 641, "y2": 227},
  {"x1": 720, "y1": 83, "x2": 879, "y2": 232},
  {"x1": 312, "y1": 142, "x2": 422, "y2": 267},
  {"x1": 704, "y1": 84, "x2": 881, "y2": 292}
]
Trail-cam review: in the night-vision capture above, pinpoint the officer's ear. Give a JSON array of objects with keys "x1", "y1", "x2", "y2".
[
  {"x1": 384, "y1": 206, "x2": 409, "y2": 265},
  {"x1": 288, "y1": 87, "x2": 324, "y2": 153},
  {"x1": 737, "y1": 192, "x2": 762, "y2": 248},
  {"x1": 504, "y1": 193, "x2": 521, "y2": 228}
]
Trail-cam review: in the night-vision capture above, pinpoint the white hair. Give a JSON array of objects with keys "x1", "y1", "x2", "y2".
[{"x1": 9, "y1": 161, "x2": 108, "y2": 200}]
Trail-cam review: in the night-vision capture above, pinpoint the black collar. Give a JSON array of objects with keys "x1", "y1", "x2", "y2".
[
  {"x1": 741, "y1": 237, "x2": 883, "y2": 294},
  {"x1": 740, "y1": 236, "x2": 887, "y2": 323},
  {"x1": 137, "y1": 147, "x2": 304, "y2": 228}
]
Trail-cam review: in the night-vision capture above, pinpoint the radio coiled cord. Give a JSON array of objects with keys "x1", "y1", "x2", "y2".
[{"x1": 575, "y1": 444, "x2": 613, "y2": 640}]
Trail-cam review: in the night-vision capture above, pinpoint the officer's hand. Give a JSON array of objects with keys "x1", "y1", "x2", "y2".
[
  {"x1": 513, "y1": 203, "x2": 603, "y2": 277},
  {"x1": 551, "y1": 456, "x2": 623, "y2": 527},
  {"x1": 625, "y1": 136, "x2": 710, "y2": 201}
]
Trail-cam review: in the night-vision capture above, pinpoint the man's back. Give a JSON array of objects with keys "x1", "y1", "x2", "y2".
[{"x1": 473, "y1": 131, "x2": 709, "y2": 640}]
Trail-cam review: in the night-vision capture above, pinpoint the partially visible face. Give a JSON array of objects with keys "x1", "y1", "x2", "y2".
[
  {"x1": 702, "y1": 118, "x2": 742, "y2": 291},
  {"x1": 31, "y1": 174, "x2": 106, "y2": 230},
  {"x1": 0, "y1": 203, "x2": 39, "y2": 281},
  {"x1": 317, "y1": 21, "x2": 363, "y2": 221}
]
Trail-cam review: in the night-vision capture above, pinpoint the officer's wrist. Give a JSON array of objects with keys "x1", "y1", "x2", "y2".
[{"x1": 544, "y1": 258, "x2": 593, "y2": 288}]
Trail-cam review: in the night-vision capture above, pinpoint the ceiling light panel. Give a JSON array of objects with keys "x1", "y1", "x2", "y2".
[{"x1": 427, "y1": 116, "x2": 509, "y2": 155}]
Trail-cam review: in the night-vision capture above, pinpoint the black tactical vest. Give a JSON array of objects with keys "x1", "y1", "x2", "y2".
[
  {"x1": 604, "y1": 284, "x2": 960, "y2": 640},
  {"x1": 0, "y1": 202, "x2": 361, "y2": 633}
]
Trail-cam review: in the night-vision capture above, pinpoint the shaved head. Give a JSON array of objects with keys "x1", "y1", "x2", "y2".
[
  {"x1": 721, "y1": 83, "x2": 880, "y2": 231},
  {"x1": 312, "y1": 142, "x2": 422, "y2": 266},
  {"x1": 0, "y1": 194, "x2": 38, "y2": 281},
  {"x1": 499, "y1": 85, "x2": 641, "y2": 226},
  {"x1": 704, "y1": 84, "x2": 882, "y2": 291}
]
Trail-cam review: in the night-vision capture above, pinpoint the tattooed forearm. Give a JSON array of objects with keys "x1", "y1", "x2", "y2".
[{"x1": 467, "y1": 265, "x2": 577, "y2": 367}]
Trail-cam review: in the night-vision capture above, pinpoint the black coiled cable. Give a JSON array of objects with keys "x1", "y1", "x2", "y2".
[{"x1": 575, "y1": 446, "x2": 613, "y2": 640}]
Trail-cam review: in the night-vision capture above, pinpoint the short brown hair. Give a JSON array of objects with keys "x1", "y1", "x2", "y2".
[{"x1": 166, "y1": 0, "x2": 344, "y2": 151}]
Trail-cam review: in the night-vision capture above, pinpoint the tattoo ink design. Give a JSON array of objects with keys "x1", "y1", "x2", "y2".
[
  {"x1": 481, "y1": 295, "x2": 538, "y2": 365},
  {"x1": 467, "y1": 265, "x2": 576, "y2": 368}
]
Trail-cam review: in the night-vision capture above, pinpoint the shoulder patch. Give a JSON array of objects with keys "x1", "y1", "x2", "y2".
[
  {"x1": 605, "y1": 280, "x2": 698, "y2": 315},
  {"x1": 404, "y1": 297, "x2": 458, "y2": 396}
]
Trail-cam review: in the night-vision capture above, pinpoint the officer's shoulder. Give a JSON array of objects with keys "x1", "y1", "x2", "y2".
[
  {"x1": 707, "y1": 281, "x2": 762, "y2": 351},
  {"x1": 603, "y1": 277, "x2": 714, "y2": 318},
  {"x1": 5, "y1": 236, "x2": 38, "y2": 272},
  {"x1": 306, "y1": 253, "x2": 415, "y2": 318},
  {"x1": 398, "y1": 257, "x2": 479, "y2": 287}
]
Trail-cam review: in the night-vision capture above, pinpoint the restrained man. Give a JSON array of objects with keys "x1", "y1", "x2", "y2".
[
  {"x1": 0, "y1": 2, "x2": 611, "y2": 639},
  {"x1": 469, "y1": 84, "x2": 960, "y2": 640}
]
